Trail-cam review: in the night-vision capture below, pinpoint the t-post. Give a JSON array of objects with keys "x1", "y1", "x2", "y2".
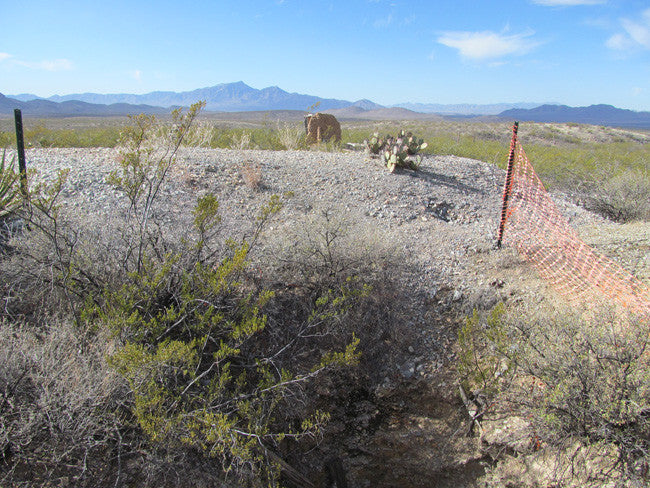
[{"x1": 13, "y1": 109, "x2": 28, "y2": 198}]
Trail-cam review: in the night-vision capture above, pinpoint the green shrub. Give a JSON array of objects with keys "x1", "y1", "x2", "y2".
[
  {"x1": 2, "y1": 102, "x2": 364, "y2": 486},
  {"x1": 21, "y1": 123, "x2": 122, "y2": 148},
  {"x1": 457, "y1": 303, "x2": 513, "y2": 398},
  {"x1": 0, "y1": 131, "x2": 13, "y2": 148},
  {"x1": 461, "y1": 304, "x2": 650, "y2": 485}
]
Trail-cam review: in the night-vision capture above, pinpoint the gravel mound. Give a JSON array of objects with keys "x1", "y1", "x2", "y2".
[
  {"x1": 22, "y1": 146, "x2": 602, "y2": 288},
  {"x1": 17, "y1": 146, "x2": 607, "y2": 364},
  {"x1": 12, "y1": 146, "x2": 619, "y2": 485}
]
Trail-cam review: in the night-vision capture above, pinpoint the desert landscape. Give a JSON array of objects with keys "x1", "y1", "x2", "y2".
[{"x1": 0, "y1": 103, "x2": 648, "y2": 487}]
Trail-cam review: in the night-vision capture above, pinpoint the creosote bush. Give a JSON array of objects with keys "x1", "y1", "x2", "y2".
[
  {"x1": 580, "y1": 167, "x2": 650, "y2": 222},
  {"x1": 0, "y1": 102, "x2": 365, "y2": 487},
  {"x1": 460, "y1": 304, "x2": 650, "y2": 486}
]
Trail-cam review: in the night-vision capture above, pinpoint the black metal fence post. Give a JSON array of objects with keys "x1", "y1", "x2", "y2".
[{"x1": 13, "y1": 108, "x2": 28, "y2": 198}]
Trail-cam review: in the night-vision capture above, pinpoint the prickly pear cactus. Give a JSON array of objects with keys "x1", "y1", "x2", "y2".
[
  {"x1": 364, "y1": 132, "x2": 386, "y2": 155},
  {"x1": 403, "y1": 131, "x2": 428, "y2": 155},
  {"x1": 365, "y1": 129, "x2": 427, "y2": 172}
]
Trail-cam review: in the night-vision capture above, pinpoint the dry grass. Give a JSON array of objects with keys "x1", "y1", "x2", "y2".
[
  {"x1": 276, "y1": 121, "x2": 304, "y2": 150},
  {"x1": 0, "y1": 320, "x2": 127, "y2": 487},
  {"x1": 240, "y1": 158, "x2": 262, "y2": 190},
  {"x1": 229, "y1": 130, "x2": 252, "y2": 150}
]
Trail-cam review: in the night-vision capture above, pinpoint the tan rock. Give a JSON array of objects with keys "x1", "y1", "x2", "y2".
[{"x1": 304, "y1": 113, "x2": 341, "y2": 143}]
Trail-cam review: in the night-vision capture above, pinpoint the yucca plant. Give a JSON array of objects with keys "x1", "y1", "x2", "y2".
[{"x1": 0, "y1": 149, "x2": 20, "y2": 219}]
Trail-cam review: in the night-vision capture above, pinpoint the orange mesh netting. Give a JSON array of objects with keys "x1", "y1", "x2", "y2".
[{"x1": 497, "y1": 125, "x2": 650, "y2": 319}]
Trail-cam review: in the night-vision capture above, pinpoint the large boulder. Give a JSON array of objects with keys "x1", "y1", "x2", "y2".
[{"x1": 304, "y1": 113, "x2": 341, "y2": 144}]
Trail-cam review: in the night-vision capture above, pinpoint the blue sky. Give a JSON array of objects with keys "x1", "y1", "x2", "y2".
[{"x1": 1, "y1": 0, "x2": 649, "y2": 110}]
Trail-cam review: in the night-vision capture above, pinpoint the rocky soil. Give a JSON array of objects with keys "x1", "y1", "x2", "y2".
[{"x1": 17, "y1": 146, "x2": 645, "y2": 487}]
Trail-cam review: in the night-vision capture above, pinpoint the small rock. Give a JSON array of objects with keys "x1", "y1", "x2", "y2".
[{"x1": 399, "y1": 362, "x2": 416, "y2": 379}]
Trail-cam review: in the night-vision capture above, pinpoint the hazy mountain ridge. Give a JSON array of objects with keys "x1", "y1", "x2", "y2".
[
  {"x1": 499, "y1": 104, "x2": 650, "y2": 129},
  {"x1": 394, "y1": 102, "x2": 542, "y2": 115},
  {"x1": 6, "y1": 82, "x2": 358, "y2": 112},
  {"x1": 325, "y1": 106, "x2": 444, "y2": 121},
  {"x1": 0, "y1": 93, "x2": 171, "y2": 116},
  {"x1": 3, "y1": 83, "x2": 650, "y2": 128}
]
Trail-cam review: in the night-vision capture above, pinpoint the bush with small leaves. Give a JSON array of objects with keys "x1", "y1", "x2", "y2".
[
  {"x1": 460, "y1": 304, "x2": 650, "y2": 486},
  {"x1": 2, "y1": 102, "x2": 364, "y2": 487}
]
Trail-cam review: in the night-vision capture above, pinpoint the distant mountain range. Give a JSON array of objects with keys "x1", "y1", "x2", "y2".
[
  {"x1": 0, "y1": 92, "x2": 170, "y2": 117},
  {"x1": 2, "y1": 82, "x2": 650, "y2": 128},
  {"x1": 500, "y1": 104, "x2": 650, "y2": 128},
  {"x1": 7, "y1": 81, "x2": 380, "y2": 113},
  {"x1": 394, "y1": 102, "x2": 542, "y2": 115},
  {"x1": 7, "y1": 82, "x2": 539, "y2": 116}
]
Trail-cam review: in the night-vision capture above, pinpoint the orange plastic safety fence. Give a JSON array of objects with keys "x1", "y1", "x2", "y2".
[{"x1": 500, "y1": 139, "x2": 650, "y2": 319}]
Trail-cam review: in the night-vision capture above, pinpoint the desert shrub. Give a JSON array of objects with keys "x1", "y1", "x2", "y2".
[
  {"x1": 207, "y1": 127, "x2": 285, "y2": 151},
  {"x1": 460, "y1": 304, "x2": 650, "y2": 485},
  {"x1": 1, "y1": 102, "x2": 365, "y2": 486},
  {"x1": 229, "y1": 129, "x2": 253, "y2": 150},
  {"x1": 182, "y1": 121, "x2": 215, "y2": 149},
  {"x1": 277, "y1": 122, "x2": 305, "y2": 150},
  {"x1": 264, "y1": 208, "x2": 410, "y2": 386},
  {"x1": 579, "y1": 167, "x2": 650, "y2": 222},
  {"x1": 0, "y1": 319, "x2": 128, "y2": 487},
  {"x1": 275, "y1": 209, "x2": 386, "y2": 288},
  {"x1": 457, "y1": 304, "x2": 513, "y2": 399},
  {"x1": 93, "y1": 205, "x2": 361, "y2": 485},
  {"x1": 21, "y1": 123, "x2": 122, "y2": 148},
  {"x1": 2, "y1": 166, "x2": 91, "y2": 322},
  {"x1": 0, "y1": 131, "x2": 13, "y2": 148}
]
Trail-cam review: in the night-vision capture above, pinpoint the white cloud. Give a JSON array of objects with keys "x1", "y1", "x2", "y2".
[
  {"x1": 0, "y1": 53, "x2": 11, "y2": 62},
  {"x1": 400, "y1": 14, "x2": 415, "y2": 27},
  {"x1": 14, "y1": 58, "x2": 73, "y2": 71},
  {"x1": 41, "y1": 59, "x2": 73, "y2": 71},
  {"x1": 373, "y1": 13, "x2": 393, "y2": 28},
  {"x1": 133, "y1": 70, "x2": 143, "y2": 81},
  {"x1": 606, "y1": 33, "x2": 629, "y2": 50},
  {"x1": 607, "y1": 8, "x2": 650, "y2": 51},
  {"x1": 532, "y1": 0, "x2": 605, "y2": 6},
  {"x1": 437, "y1": 30, "x2": 539, "y2": 61}
]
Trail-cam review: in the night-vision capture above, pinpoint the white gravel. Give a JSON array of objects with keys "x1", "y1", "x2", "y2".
[
  {"x1": 17, "y1": 146, "x2": 606, "y2": 291},
  {"x1": 11, "y1": 146, "x2": 608, "y2": 371}
]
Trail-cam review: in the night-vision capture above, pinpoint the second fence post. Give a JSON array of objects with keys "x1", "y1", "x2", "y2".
[{"x1": 496, "y1": 121, "x2": 519, "y2": 249}]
